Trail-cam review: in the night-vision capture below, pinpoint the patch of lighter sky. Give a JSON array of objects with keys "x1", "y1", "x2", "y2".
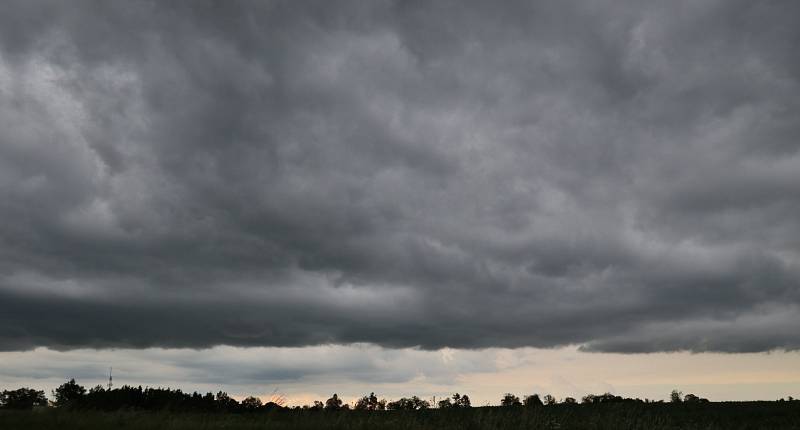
[{"x1": 1, "y1": 346, "x2": 798, "y2": 406}]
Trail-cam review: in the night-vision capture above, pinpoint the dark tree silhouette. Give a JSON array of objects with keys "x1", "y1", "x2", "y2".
[
  {"x1": 452, "y1": 393, "x2": 471, "y2": 408},
  {"x1": 241, "y1": 396, "x2": 262, "y2": 411},
  {"x1": 386, "y1": 396, "x2": 430, "y2": 410},
  {"x1": 437, "y1": 394, "x2": 470, "y2": 409},
  {"x1": 543, "y1": 394, "x2": 557, "y2": 405},
  {"x1": 523, "y1": 394, "x2": 543, "y2": 407},
  {"x1": 53, "y1": 379, "x2": 86, "y2": 407},
  {"x1": 18, "y1": 378, "x2": 292, "y2": 414},
  {"x1": 670, "y1": 390, "x2": 683, "y2": 403},
  {"x1": 683, "y1": 393, "x2": 709, "y2": 403},
  {"x1": 216, "y1": 391, "x2": 239, "y2": 411},
  {"x1": 354, "y1": 392, "x2": 385, "y2": 411},
  {"x1": 325, "y1": 393, "x2": 343, "y2": 411},
  {"x1": 0, "y1": 388, "x2": 47, "y2": 409},
  {"x1": 581, "y1": 393, "x2": 630, "y2": 404},
  {"x1": 500, "y1": 393, "x2": 521, "y2": 407},
  {"x1": 563, "y1": 397, "x2": 577, "y2": 404}
]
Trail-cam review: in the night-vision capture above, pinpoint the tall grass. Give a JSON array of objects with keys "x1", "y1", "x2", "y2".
[{"x1": 1, "y1": 401, "x2": 799, "y2": 430}]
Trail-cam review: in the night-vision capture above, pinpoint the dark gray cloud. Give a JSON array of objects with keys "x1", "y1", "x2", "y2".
[{"x1": 1, "y1": 0, "x2": 799, "y2": 353}]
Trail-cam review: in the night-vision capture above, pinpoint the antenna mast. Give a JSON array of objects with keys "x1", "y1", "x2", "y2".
[{"x1": 107, "y1": 367, "x2": 113, "y2": 391}]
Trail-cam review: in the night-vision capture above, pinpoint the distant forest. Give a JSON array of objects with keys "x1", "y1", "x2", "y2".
[
  {"x1": 3, "y1": 381, "x2": 800, "y2": 430},
  {"x1": 4, "y1": 378, "x2": 793, "y2": 412}
]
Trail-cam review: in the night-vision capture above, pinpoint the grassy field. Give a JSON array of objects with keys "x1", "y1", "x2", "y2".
[{"x1": 2, "y1": 402, "x2": 799, "y2": 430}]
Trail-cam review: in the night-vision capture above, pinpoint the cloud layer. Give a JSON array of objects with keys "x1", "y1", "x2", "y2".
[{"x1": 1, "y1": 0, "x2": 799, "y2": 352}]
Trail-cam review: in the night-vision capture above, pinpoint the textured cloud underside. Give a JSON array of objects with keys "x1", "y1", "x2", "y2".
[{"x1": 1, "y1": 0, "x2": 799, "y2": 352}]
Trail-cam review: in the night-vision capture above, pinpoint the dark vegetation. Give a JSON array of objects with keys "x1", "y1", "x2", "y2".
[{"x1": 1, "y1": 379, "x2": 798, "y2": 429}]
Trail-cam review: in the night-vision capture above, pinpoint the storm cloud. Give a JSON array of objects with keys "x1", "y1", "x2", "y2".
[{"x1": 1, "y1": 0, "x2": 799, "y2": 353}]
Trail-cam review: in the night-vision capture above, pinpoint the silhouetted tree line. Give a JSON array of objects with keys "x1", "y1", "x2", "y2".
[
  {"x1": 668, "y1": 389, "x2": 710, "y2": 404},
  {"x1": 4, "y1": 379, "x2": 793, "y2": 413},
  {"x1": 0, "y1": 388, "x2": 47, "y2": 409},
  {"x1": 437, "y1": 393, "x2": 471, "y2": 409},
  {"x1": 387, "y1": 396, "x2": 430, "y2": 410},
  {"x1": 500, "y1": 391, "x2": 713, "y2": 407},
  {"x1": 12, "y1": 379, "x2": 281, "y2": 413}
]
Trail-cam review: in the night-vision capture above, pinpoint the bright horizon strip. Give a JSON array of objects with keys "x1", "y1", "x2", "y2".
[{"x1": 1, "y1": 345, "x2": 798, "y2": 406}]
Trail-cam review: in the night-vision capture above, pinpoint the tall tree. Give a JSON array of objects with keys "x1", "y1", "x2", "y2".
[
  {"x1": 524, "y1": 394, "x2": 543, "y2": 407},
  {"x1": 241, "y1": 396, "x2": 262, "y2": 411},
  {"x1": 53, "y1": 379, "x2": 86, "y2": 407},
  {"x1": 325, "y1": 393, "x2": 343, "y2": 411},
  {"x1": 452, "y1": 393, "x2": 471, "y2": 408},
  {"x1": 500, "y1": 393, "x2": 521, "y2": 407},
  {"x1": 354, "y1": 392, "x2": 385, "y2": 411}
]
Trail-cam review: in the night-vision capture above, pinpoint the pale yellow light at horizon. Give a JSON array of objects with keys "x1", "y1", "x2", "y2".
[{"x1": 459, "y1": 347, "x2": 800, "y2": 403}]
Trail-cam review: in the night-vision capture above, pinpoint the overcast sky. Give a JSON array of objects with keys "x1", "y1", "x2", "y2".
[{"x1": 1, "y1": 0, "x2": 799, "y2": 403}]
